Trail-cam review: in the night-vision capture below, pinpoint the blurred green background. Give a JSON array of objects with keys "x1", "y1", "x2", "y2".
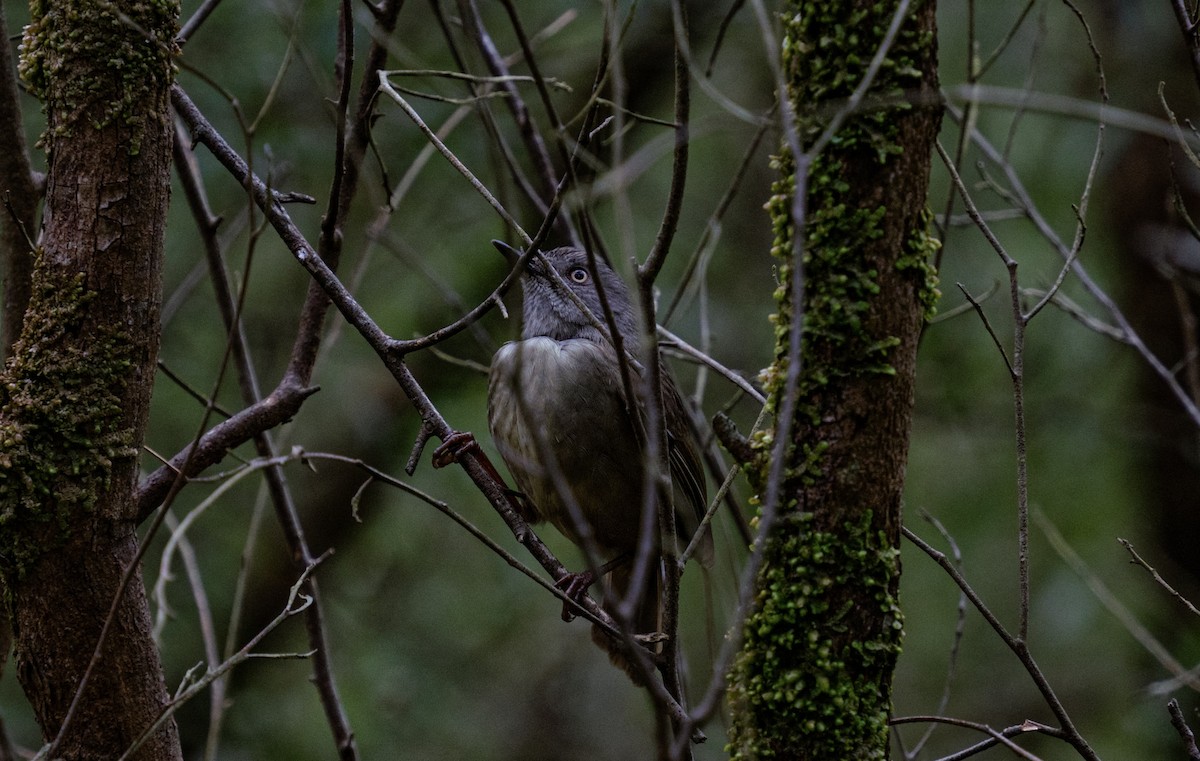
[{"x1": 4, "y1": 0, "x2": 1200, "y2": 758}]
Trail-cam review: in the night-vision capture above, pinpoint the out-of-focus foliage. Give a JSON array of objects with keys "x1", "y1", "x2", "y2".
[{"x1": 2, "y1": 0, "x2": 1199, "y2": 758}]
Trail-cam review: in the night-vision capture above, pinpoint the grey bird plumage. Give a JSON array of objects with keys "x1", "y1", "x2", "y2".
[{"x1": 486, "y1": 243, "x2": 712, "y2": 679}]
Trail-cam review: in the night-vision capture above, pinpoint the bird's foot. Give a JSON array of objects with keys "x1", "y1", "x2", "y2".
[
  {"x1": 634, "y1": 632, "x2": 668, "y2": 645},
  {"x1": 431, "y1": 430, "x2": 477, "y2": 469},
  {"x1": 432, "y1": 431, "x2": 534, "y2": 537},
  {"x1": 555, "y1": 554, "x2": 632, "y2": 622},
  {"x1": 555, "y1": 569, "x2": 599, "y2": 622}
]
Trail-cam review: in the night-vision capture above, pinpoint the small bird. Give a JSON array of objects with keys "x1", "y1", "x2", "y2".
[{"x1": 487, "y1": 242, "x2": 713, "y2": 682}]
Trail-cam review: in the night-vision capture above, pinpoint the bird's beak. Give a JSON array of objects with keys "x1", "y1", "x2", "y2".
[
  {"x1": 492, "y1": 239, "x2": 521, "y2": 265},
  {"x1": 492, "y1": 239, "x2": 544, "y2": 276}
]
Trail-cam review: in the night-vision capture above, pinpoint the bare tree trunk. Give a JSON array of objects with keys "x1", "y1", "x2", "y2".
[
  {"x1": 0, "y1": 1, "x2": 182, "y2": 758},
  {"x1": 727, "y1": 1, "x2": 941, "y2": 758}
]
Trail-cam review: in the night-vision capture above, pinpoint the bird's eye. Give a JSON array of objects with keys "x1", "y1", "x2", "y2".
[{"x1": 569, "y1": 268, "x2": 589, "y2": 283}]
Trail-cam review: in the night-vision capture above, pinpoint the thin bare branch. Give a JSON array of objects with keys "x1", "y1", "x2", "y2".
[
  {"x1": 1170, "y1": 0, "x2": 1200, "y2": 93},
  {"x1": 891, "y1": 715, "x2": 1051, "y2": 760},
  {"x1": 977, "y1": 1, "x2": 1038, "y2": 79},
  {"x1": 947, "y1": 84, "x2": 1200, "y2": 147},
  {"x1": 662, "y1": 111, "x2": 772, "y2": 325},
  {"x1": 955, "y1": 282, "x2": 1015, "y2": 377},
  {"x1": 947, "y1": 102, "x2": 1200, "y2": 428},
  {"x1": 1039, "y1": 512, "x2": 1200, "y2": 692},
  {"x1": 458, "y1": 0, "x2": 578, "y2": 245},
  {"x1": 176, "y1": 0, "x2": 223, "y2": 44},
  {"x1": 637, "y1": 0, "x2": 691, "y2": 284},
  {"x1": 1119, "y1": 538, "x2": 1200, "y2": 618},
  {"x1": 377, "y1": 76, "x2": 529, "y2": 242},
  {"x1": 1170, "y1": 698, "x2": 1200, "y2": 761},
  {"x1": 117, "y1": 554, "x2": 330, "y2": 761},
  {"x1": 903, "y1": 527, "x2": 1099, "y2": 761},
  {"x1": 898, "y1": 510, "x2": 971, "y2": 760}
]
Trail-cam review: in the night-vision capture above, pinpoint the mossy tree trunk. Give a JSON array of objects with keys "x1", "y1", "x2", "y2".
[
  {"x1": 0, "y1": 0, "x2": 182, "y2": 758},
  {"x1": 0, "y1": 2, "x2": 36, "y2": 358},
  {"x1": 728, "y1": 2, "x2": 941, "y2": 759}
]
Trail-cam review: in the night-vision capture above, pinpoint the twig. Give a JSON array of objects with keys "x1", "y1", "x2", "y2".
[
  {"x1": 156, "y1": 360, "x2": 235, "y2": 420},
  {"x1": 1169, "y1": 698, "x2": 1200, "y2": 761},
  {"x1": 425, "y1": 6, "x2": 572, "y2": 232},
  {"x1": 384, "y1": 68, "x2": 572, "y2": 90},
  {"x1": 176, "y1": 0, "x2": 222, "y2": 44},
  {"x1": 637, "y1": 0, "x2": 691, "y2": 286},
  {"x1": 937, "y1": 141, "x2": 1033, "y2": 640},
  {"x1": 976, "y1": 1, "x2": 1039, "y2": 79},
  {"x1": 376, "y1": 76, "x2": 529, "y2": 243},
  {"x1": 625, "y1": 5, "x2": 695, "y2": 752},
  {"x1": 954, "y1": 282, "x2": 1015, "y2": 377},
  {"x1": 118, "y1": 554, "x2": 330, "y2": 761},
  {"x1": 997, "y1": 4, "x2": 1047, "y2": 162},
  {"x1": 387, "y1": 183, "x2": 565, "y2": 354},
  {"x1": 657, "y1": 326, "x2": 765, "y2": 405},
  {"x1": 891, "y1": 715, "x2": 1051, "y2": 760},
  {"x1": 210, "y1": 479, "x2": 270, "y2": 760},
  {"x1": 705, "y1": 0, "x2": 746, "y2": 77},
  {"x1": 1170, "y1": 0, "x2": 1200, "y2": 93},
  {"x1": 903, "y1": 527, "x2": 1099, "y2": 760},
  {"x1": 946, "y1": 102, "x2": 1200, "y2": 429},
  {"x1": 458, "y1": 0, "x2": 578, "y2": 245},
  {"x1": 153, "y1": 456, "x2": 299, "y2": 634},
  {"x1": 946, "y1": 84, "x2": 1200, "y2": 147},
  {"x1": 680, "y1": 403, "x2": 767, "y2": 566},
  {"x1": 1119, "y1": 538, "x2": 1200, "y2": 618},
  {"x1": 662, "y1": 111, "x2": 772, "y2": 326},
  {"x1": 1025, "y1": 0, "x2": 1107, "y2": 323},
  {"x1": 929, "y1": 281, "x2": 1000, "y2": 325},
  {"x1": 158, "y1": 509, "x2": 222, "y2": 752},
  {"x1": 898, "y1": 510, "x2": 970, "y2": 760},
  {"x1": 1039, "y1": 512, "x2": 1200, "y2": 692},
  {"x1": 1020, "y1": 288, "x2": 1127, "y2": 342}
]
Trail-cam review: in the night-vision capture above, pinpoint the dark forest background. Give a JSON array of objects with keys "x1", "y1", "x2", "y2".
[{"x1": 2, "y1": 0, "x2": 1198, "y2": 758}]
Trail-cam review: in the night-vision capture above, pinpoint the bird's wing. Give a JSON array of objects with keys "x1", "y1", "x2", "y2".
[{"x1": 660, "y1": 369, "x2": 715, "y2": 567}]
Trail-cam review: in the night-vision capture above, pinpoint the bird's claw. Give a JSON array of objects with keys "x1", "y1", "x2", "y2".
[
  {"x1": 432, "y1": 430, "x2": 478, "y2": 469},
  {"x1": 555, "y1": 569, "x2": 599, "y2": 622}
]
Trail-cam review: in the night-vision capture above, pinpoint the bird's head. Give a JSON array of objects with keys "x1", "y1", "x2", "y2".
[{"x1": 493, "y1": 241, "x2": 640, "y2": 347}]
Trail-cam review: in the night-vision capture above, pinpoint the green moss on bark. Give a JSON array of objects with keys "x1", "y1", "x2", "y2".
[
  {"x1": 0, "y1": 256, "x2": 136, "y2": 579},
  {"x1": 899, "y1": 207, "x2": 942, "y2": 321},
  {"x1": 18, "y1": 0, "x2": 178, "y2": 151},
  {"x1": 730, "y1": 513, "x2": 903, "y2": 760},
  {"x1": 728, "y1": 1, "x2": 940, "y2": 758},
  {"x1": 753, "y1": 3, "x2": 939, "y2": 420}
]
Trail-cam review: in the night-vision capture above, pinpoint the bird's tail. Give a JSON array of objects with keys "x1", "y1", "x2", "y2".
[{"x1": 592, "y1": 562, "x2": 661, "y2": 685}]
